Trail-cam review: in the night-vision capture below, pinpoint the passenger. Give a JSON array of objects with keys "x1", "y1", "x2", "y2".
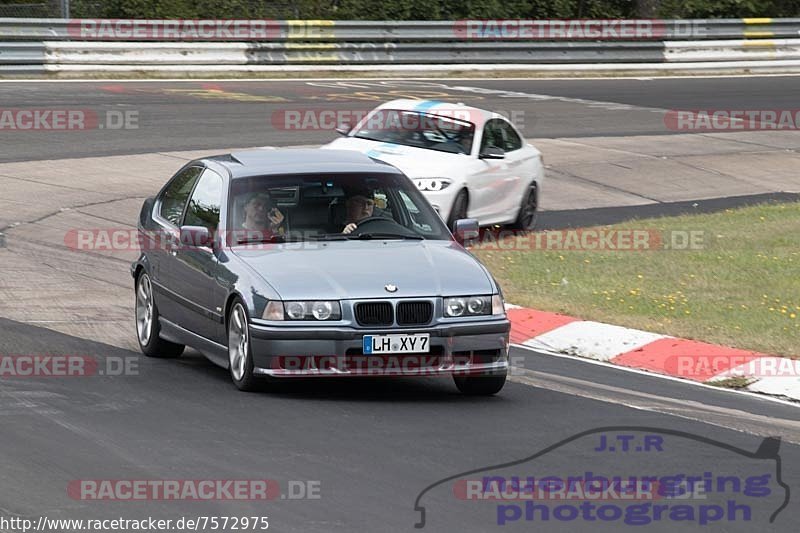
[{"x1": 241, "y1": 192, "x2": 285, "y2": 235}]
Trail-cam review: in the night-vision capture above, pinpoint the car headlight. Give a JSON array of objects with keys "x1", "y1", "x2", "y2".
[
  {"x1": 262, "y1": 301, "x2": 341, "y2": 321},
  {"x1": 415, "y1": 178, "x2": 452, "y2": 192},
  {"x1": 262, "y1": 301, "x2": 285, "y2": 321},
  {"x1": 444, "y1": 295, "x2": 503, "y2": 317},
  {"x1": 492, "y1": 294, "x2": 505, "y2": 315}
]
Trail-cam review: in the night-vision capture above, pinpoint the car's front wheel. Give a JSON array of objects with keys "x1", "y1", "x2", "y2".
[
  {"x1": 447, "y1": 189, "x2": 468, "y2": 232},
  {"x1": 135, "y1": 272, "x2": 185, "y2": 358},
  {"x1": 511, "y1": 184, "x2": 538, "y2": 231},
  {"x1": 453, "y1": 372, "x2": 507, "y2": 396},
  {"x1": 227, "y1": 299, "x2": 259, "y2": 392}
]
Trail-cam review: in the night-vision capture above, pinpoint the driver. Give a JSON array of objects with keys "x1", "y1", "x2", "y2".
[{"x1": 342, "y1": 188, "x2": 375, "y2": 234}]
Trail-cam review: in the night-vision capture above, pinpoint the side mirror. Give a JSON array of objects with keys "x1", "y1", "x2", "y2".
[
  {"x1": 454, "y1": 218, "x2": 480, "y2": 245},
  {"x1": 479, "y1": 146, "x2": 505, "y2": 160},
  {"x1": 180, "y1": 225, "x2": 211, "y2": 248},
  {"x1": 335, "y1": 122, "x2": 351, "y2": 136}
]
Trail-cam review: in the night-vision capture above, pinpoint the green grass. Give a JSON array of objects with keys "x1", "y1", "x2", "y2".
[
  {"x1": 473, "y1": 202, "x2": 800, "y2": 357},
  {"x1": 707, "y1": 377, "x2": 755, "y2": 389}
]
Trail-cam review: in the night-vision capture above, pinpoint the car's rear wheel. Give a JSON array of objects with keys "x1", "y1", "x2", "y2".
[
  {"x1": 227, "y1": 299, "x2": 259, "y2": 392},
  {"x1": 135, "y1": 272, "x2": 184, "y2": 358},
  {"x1": 447, "y1": 189, "x2": 468, "y2": 232},
  {"x1": 511, "y1": 184, "x2": 538, "y2": 231},
  {"x1": 453, "y1": 372, "x2": 507, "y2": 396}
]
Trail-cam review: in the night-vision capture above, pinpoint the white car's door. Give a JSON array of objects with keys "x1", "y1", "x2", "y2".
[
  {"x1": 468, "y1": 119, "x2": 515, "y2": 221},
  {"x1": 491, "y1": 119, "x2": 539, "y2": 223}
]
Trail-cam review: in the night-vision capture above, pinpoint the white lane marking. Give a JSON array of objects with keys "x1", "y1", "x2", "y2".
[
  {"x1": 509, "y1": 365, "x2": 800, "y2": 444},
  {"x1": 746, "y1": 377, "x2": 800, "y2": 401},
  {"x1": 510, "y1": 342, "x2": 800, "y2": 408},
  {"x1": 522, "y1": 320, "x2": 667, "y2": 361}
]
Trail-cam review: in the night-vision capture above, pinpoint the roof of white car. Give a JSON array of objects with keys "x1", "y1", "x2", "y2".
[{"x1": 373, "y1": 99, "x2": 496, "y2": 126}]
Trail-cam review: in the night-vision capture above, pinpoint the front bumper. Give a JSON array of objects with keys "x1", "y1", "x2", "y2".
[
  {"x1": 248, "y1": 318, "x2": 510, "y2": 378},
  {"x1": 420, "y1": 187, "x2": 459, "y2": 224}
]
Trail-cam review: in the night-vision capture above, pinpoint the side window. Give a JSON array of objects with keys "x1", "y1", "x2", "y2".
[
  {"x1": 480, "y1": 120, "x2": 504, "y2": 153},
  {"x1": 501, "y1": 121, "x2": 523, "y2": 152},
  {"x1": 183, "y1": 169, "x2": 223, "y2": 232},
  {"x1": 159, "y1": 166, "x2": 203, "y2": 226}
]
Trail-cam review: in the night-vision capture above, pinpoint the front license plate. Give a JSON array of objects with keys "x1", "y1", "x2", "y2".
[{"x1": 362, "y1": 334, "x2": 430, "y2": 355}]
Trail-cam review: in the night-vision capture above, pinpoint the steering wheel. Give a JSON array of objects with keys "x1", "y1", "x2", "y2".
[{"x1": 349, "y1": 216, "x2": 409, "y2": 235}]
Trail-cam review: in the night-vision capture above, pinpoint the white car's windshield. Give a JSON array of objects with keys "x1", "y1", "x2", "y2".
[{"x1": 351, "y1": 109, "x2": 475, "y2": 155}]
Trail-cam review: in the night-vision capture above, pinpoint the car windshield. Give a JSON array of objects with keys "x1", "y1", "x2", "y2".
[
  {"x1": 351, "y1": 109, "x2": 475, "y2": 155},
  {"x1": 228, "y1": 172, "x2": 451, "y2": 243}
]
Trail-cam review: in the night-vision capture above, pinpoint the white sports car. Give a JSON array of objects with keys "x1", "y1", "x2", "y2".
[{"x1": 321, "y1": 99, "x2": 544, "y2": 230}]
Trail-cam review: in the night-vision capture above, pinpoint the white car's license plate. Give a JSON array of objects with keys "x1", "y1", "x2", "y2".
[{"x1": 362, "y1": 334, "x2": 430, "y2": 355}]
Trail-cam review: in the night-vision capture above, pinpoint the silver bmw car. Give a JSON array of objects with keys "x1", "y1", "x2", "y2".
[{"x1": 131, "y1": 149, "x2": 510, "y2": 394}]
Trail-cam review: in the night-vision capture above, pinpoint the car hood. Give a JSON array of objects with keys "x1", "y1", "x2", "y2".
[
  {"x1": 322, "y1": 137, "x2": 469, "y2": 178},
  {"x1": 233, "y1": 240, "x2": 493, "y2": 300}
]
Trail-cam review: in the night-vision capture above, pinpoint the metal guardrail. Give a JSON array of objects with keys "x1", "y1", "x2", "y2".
[
  {"x1": 0, "y1": 41, "x2": 44, "y2": 63},
  {"x1": 2, "y1": 18, "x2": 800, "y2": 72},
  {"x1": 42, "y1": 41, "x2": 669, "y2": 65},
  {"x1": 1, "y1": 18, "x2": 799, "y2": 41}
]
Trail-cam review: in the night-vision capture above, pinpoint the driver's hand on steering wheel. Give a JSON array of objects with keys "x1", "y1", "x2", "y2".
[{"x1": 342, "y1": 222, "x2": 357, "y2": 234}]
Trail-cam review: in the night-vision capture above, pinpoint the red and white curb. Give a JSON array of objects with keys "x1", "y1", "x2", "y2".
[{"x1": 506, "y1": 304, "x2": 800, "y2": 402}]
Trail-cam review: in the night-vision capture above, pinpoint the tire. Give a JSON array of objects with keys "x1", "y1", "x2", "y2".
[
  {"x1": 135, "y1": 272, "x2": 185, "y2": 358},
  {"x1": 453, "y1": 372, "x2": 507, "y2": 396},
  {"x1": 511, "y1": 184, "x2": 538, "y2": 231},
  {"x1": 447, "y1": 189, "x2": 469, "y2": 232},
  {"x1": 227, "y1": 299, "x2": 260, "y2": 392}
]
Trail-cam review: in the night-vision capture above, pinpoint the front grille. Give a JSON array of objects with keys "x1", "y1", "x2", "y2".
[
  {"x1": 355, "y1": 301, "x2": 393, "y2": 326},
  {"x1": 397, "y1": 301, "x2": 433, "y2": 326}
]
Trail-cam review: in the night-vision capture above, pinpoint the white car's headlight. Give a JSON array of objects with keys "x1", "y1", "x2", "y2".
[
  {"x1": 415, "y1": 178, "x2": 452, "y2": 192},
  {"x1": 444, "y1": 295, "x2": 503, "y2": 317},
  {"x1": 262, "y1": 301, "x2": 341, "y2": 321}
]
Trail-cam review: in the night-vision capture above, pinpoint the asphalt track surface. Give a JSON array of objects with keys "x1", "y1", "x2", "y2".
[
  {"x1": 1, "y1": 76, "x2": 800, "y2": 532},
  {"x1": 2, "y1": 75, "x2": 800, "y2": 162},
  {"x1": 1, "y1": 317, "x2": 799, "y2": 532}
]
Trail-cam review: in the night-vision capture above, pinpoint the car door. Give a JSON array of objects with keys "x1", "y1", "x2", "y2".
[
  {"x1": 169, "y1": 167, "x2": 225, "y2": 337},
  {"x1": 151, "y1": 165, "x2": 203, "y2": 324},
  {"x1": 468, "y1": 119, "x2": 514, "y2": 220},
  {"x1": 494, "y1": 118, "x2": 532, "y2": 220}
]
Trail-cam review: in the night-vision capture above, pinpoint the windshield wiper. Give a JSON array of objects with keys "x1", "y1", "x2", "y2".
[
  {"x1": 346, "y1": 232, "x2": 424, "y2": 240},
  {"x1": 308, "y1": 234, "x2": 349, "y2": 241},
  {"x1": 235, "y1": 235, "x2": 287, "y2": 245}
]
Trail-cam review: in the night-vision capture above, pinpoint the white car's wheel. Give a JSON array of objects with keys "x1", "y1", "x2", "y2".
[
  {"x1": 511, "y1": 184, "x2": 538, "y2": 231},
  {"x1": 447, "y1": 189, "x2": 468, "y2": 231}
]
